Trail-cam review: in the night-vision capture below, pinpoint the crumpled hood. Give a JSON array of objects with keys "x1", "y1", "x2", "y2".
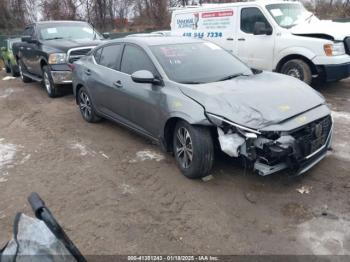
[
  {"x1": 291, "y1": 20, "x2": 350, "y2": 40},
  {"x1": 44, "y1": 39, "x2": 103, "y2": 53},
  {"x1": 179, "y1": 72, "x2": 325, "y2": 130}
]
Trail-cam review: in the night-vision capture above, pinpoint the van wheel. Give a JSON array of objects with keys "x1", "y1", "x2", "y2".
[
  {"x1": 42, "y1": 66, "x2": 60, "y2": 98},
  {"x1": 18, "y1": 59, "x2": 32, "y2": 83},
  {"x1": 280, "y1": 59, "x2": 312, "y2": 85},
  {"x1": 173, "y1": 121, "x2": 214, "y2": 179}
]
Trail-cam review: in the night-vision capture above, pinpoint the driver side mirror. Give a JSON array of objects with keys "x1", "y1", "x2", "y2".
[
  {"x1": 253, "y1": 22, "x2": 272, "y2": 35},
  {"x1": 21, "y1": 35, "x2": 37, "y2": 43},
  {"x1": 131, "y1": 70, "x2": 163, "y2": 85},
  {"x1": 102, "y1": 32, "x2": 110, "y2": 39}
]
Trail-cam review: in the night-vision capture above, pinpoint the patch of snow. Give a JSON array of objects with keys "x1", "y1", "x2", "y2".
[
  {"x1": 332, "y1": 111, "x2": 350, "y2": 123},
  {"x1": 2, "y1": 76, "x2": 16, "y2": 81},
  {"x1": 20, "y1": 154, "x2": 31, "y2": 164},
  {"x1": 298, "y1": 214, "x2": 350, "y2": 255},
  {"x1": 0, "y1": 88, "x2": 14, "y2": 98},
  {"x1": 296, "y1": 185, "x2": 312, "y2": 194},
  {"x1": 0, "y1": 177, "x2": 8, "y2": 183},
  {"x1": 129, "y1": 150, "x2": 164, "y2": 163},
  {"x1": 0, "y1": 140, "x2": 17, "y2": 172},
  {"x1": 69, "y1": 142, "x2": 94, "y2": 157},
  {"x1": 120, "y1": 183, "x2": 136, "y2": 194},
  {"x1": 99, "y1": 151, "x2": 109, "y2": 159},
  {"x1": 330, "y1": 142, "x2": 350, "y2": 162}
]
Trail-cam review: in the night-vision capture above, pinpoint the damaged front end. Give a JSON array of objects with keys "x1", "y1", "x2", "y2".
[{"x1": 207, "y1": 113, "x2": 333, "y2": 176}]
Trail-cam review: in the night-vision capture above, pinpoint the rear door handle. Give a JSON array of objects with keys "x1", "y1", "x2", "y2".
[
  {"x1": 238, "y1": 38, "x2": 246, "y2": 41},
  {"x1": 84, "y1": 69, "x2": 91, "y2": 75},
  {"x1": 113, "y1": 80, "x2": 123, "y2": 88}
]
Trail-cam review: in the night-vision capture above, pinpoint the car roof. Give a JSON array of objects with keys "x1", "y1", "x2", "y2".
[
  {"x1": 35, "y1": 20, "x2": 88, "y2": 25},
  {"x1": 110, "y1": 36, "x2": 204, "y2": 46}
]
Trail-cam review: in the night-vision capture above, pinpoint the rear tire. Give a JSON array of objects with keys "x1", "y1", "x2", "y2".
[
  {"x1": 280, "y1": 59, "x2": 312, "y2": 85},
  {"x1": 42, "y1": 65, "x2": 61, "y2": 98},
  {"x1": 173, "y1": 120, "x2": 214, "y2": 179},
  {"x1": 78, "y1": 86, "x2": 101, "y2": 123},
  {"x1": 18, "y1": 59, "x2": 32, "y2": 83},
  {"x1": 5, "y1": 64, "x2": 10, "y2": 73},
  {"x1": 9, "y1": 62, "x2": 19, "y2": 77}
]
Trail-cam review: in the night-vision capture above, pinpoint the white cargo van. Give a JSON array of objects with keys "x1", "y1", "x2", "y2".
[{"x1": 171, "y1": 0, "x2": 350, "y2": 84}]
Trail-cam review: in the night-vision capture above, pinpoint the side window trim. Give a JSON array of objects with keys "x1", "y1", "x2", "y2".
[
  {"x1": 240, "y1": 7, "x2": 272, "y2": 35},
  {"x1": 93, "y1": 43, "x2": 124, "y2": 71},
  {"x1": 120, "y1": 43, "x2": 160, "y2": 77}
]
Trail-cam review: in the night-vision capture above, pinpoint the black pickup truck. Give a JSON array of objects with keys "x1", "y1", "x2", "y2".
[{"x1": 13, "y1": 21, "x2": 106, "y2": 97}]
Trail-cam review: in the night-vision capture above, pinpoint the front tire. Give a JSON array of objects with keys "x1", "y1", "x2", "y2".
[
  {"x1": 42, "y1": 66, "x2": 60, "y2": 98},
  {"x1": 173, "y1": 121, "x2": 214, "y2": 179},
  {"x1": 78, "y1": 87, "x2": 101, "y2": 123},
  {"x1": 280, "y1": 59, "x2": 312, "y2": 85}
]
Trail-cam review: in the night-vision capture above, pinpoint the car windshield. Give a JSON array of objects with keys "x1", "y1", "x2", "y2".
[
  {"x1": 39, "y1": 24, "x2": 101, "y2": 41},
  {"x1": 266, "y1": 3, "x2": 317, "y2": 28},
  {"x1": 150, "y1": 42, "x2": 252, "y2": 84}
]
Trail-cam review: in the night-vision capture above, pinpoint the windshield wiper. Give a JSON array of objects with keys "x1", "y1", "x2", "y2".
[
  {"x1": 217, "y1": 73, "x2": 248, "y2": 82},
  {"x1": 44, "y1": 37, "x2": 64, "y2": 41},
  {"x1": 180, "y1": 81, "x2": 204, "y2": 85}
]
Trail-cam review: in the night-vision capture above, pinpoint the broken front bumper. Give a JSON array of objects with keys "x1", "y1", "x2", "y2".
[
  {"x1": 214, "y1": 113, "x2": 333, "y2": 177},
  {"x1": 254, "y1": 121, "x2": 333, "y2": 176}
]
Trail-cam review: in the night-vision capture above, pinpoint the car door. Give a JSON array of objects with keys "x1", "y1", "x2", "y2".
[
  {"x1": 235, "y1": 6, "x2": 275, "y2": 70},
  {"x1": 119, "y1": 44, "x2": 163, "y2": 138},
  {"x1": 86, "y1": 43, "x2": 130, "y2": 122},
  {"x1": 20, "y1": 26, "x2": 35, "y2": 73}
]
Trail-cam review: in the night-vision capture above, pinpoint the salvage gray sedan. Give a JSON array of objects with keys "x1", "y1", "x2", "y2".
[{"x1": 72, "y1": 37, "x2": 333, "y2": 178}]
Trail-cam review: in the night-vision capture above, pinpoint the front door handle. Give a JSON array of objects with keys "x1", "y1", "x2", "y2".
[
  {"x1": 238, "y1": 38, "x2": 246, "y2": 41},
  {"x1": 84, "y1": 69, "x2": 91, "y2": 75},
  {"x1": 226, "y1": 37, "x2": 234, "y2": 41},
  {"x1": 113, "y1": 80, "x2": 123, "y2": 88}
]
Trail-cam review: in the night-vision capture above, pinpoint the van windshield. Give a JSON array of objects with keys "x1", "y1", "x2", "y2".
[
  {"x1": 266, "y1": 3, "x2": 317, "y2": 28},
  {"x1": 150, "y1": 42, "x2": 252, "y2": 84}
]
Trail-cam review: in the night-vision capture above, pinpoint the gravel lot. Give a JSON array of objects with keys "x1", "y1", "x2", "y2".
[{"x1": 0, "y1": 69, "x2": 349, "y2": 255}]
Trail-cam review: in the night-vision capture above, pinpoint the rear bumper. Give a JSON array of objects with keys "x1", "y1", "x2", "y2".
[
  {"x1": 317, "y1": 62, "x2": 350, "y2": 82},
  {"x1": 51, "y1": 71, "x2": 72, "y2": 84}
]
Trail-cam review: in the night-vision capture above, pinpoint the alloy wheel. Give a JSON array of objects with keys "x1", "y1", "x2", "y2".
[
  {"x1": 79, "y1": 91, "x2": 92, "y2": 120},
  {"x1": 175, "y1": 127, "x2": 193, "y2": 169},
  {"x1": 287, "y1": 68, "x2": 302, "y2": 80}
]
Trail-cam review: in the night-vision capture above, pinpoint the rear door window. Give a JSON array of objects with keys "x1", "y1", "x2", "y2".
[
  {"x1": 98, "y1": 44, "x2": 123, "y2": 70},
  {"x1": 120, "y1": 45, "x2": 158, "y2": 76},
  {"x1": 241, "y1": 7, "x2": 272, "y2": 34}
]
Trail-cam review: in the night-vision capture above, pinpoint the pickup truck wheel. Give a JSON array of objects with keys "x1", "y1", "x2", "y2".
[
  {"x1": 173, "y1": 121, "x2": 214, "y2": 179},
  {"x1": 9, "y1": 62, "x2": 19, "y2": 77},
  {"x1": 42, "y1": 66, "x2": 60, "y2": 98},
  {"x1": 280, "y1": 59, "x2": 312, "y2": 85},
  {"x1": 18, "y1": 60, "x2": 32, "y2": 83},
  {"x1": 5, "y1": 63, "x2": 11, "y2": 73},
  {"x1": 78, "y1": 87, "x2": 101, "y2": 123}
]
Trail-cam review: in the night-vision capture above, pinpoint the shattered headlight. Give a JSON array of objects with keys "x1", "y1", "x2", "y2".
[
  {"x1": 324, "y1": 42, "x2": 346, "y2": 56},
  {"x1": 48, "y1": 53, "x2": 67, "y2": 64},
  {"x1": 206, "y1": 112, "x2": 260, "y2": 137}
]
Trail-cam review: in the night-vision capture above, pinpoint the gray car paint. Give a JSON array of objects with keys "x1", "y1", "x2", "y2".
[{"x1": 72, "y1": 36, "x2": 330, "y2": 149}]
